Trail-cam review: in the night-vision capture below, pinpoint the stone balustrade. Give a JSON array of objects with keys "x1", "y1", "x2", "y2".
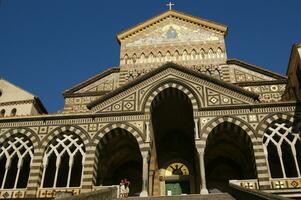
[
  {"x1": 0, "y1": 189, "x2": 26, "y2": 199},
  {"x1": 229, "y1": 179, "x2": 259, "y2": 190}
]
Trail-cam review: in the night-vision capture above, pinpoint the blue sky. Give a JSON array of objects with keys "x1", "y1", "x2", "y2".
[{"x1": 0, "y1": 0, "x2": 300, "y2": 113}]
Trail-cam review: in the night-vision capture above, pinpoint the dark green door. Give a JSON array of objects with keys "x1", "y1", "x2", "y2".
[{"x1": 165, "y1": 181, "x2": 190, "y2": 195}]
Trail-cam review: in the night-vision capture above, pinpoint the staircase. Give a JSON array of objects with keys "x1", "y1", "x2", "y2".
[{"x1": 128, "y1": 193, "x2": 235, "y2": 200}]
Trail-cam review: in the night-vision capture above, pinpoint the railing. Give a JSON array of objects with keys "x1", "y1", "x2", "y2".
[
  {"x1": 229, "y1": 183, "x2": 290, "y2": 200},
  {"x1": 54, "y1": 187, "x2": 117, "y2": 200},
  {"x1": 270, "y1": 177, "x2": 301, "y2": 189},
  {"x1": 0, "y1": 189, "x2": 26, "y2": 199},
  {"x1": 36, "y1": 187, "x2": 81, "y2": 198},
  {"x1": 93, "y1": 185, "x2": 120, "y2": 198},
  {"x1": 229, "y1": 179, "x2": 259, "y2": 190}
]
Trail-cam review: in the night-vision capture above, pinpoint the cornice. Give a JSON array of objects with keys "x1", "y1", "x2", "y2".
[{"x1": 235, "y1": 79, "x2": 288, "y2": 87}]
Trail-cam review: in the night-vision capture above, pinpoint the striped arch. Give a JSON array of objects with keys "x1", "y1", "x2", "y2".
[
  {"x1": 41, "y1": 125, "x2": 90, "y2": 151},
  {"x1": 199, "y1": 116, "x2": 271, "y2": 189},
  {"x1": 0, "y1": 127, "x2": 39, "y2": 149},
  {"x1": 92, "y1": 123, "x2": 145, "y2": 149},
  {"x1": 257, "y1": 113, "x2": 295, "y2": 138},
  {"x1": 143, "y1": 80, "x2": 201, "y2": 113},
  {"x1": 199, "y1": 116, "x2": 257, "y2": 150}
]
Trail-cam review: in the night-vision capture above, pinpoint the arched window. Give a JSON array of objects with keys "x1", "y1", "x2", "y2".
[
  {"x1": 0, "y1": 109, "x2": 5, "y2": 117},
  {"x1": 199, "y1": 49, "x2": 205, "y2": 60},
  {"x1": 208, "y1": 49, "x2": 214, "y2": 59},
  {"x1": 191, "y1": 49, "x2": 197, "y2": 60},
  {"x1": 42, "y1": 132, "x2": 85, "y2": 188},
  {"x1": 263, "y1": 121, "x2": 301, "y2": 178},
  {"x1": 216, "y1": 48, "x2": 223, "y2": 58},
  {"x1": 0, "y1": 134, "x2": 33, "y2": 189},
  {"x1": 10, "y1": 108, "x2": 17, "y2": 117},
  {"x1": 123, "y1": 54, "x2": 129, "y2": 65},
  {"x1": 182, "y1": 50, "x2": 188, "y2": 61},
  {"x1": 148, "y1": 52, "x2": 154, "y2": 63},
  {"x1": 157, "y1": 51, "x2": 163, "y2": 62}
]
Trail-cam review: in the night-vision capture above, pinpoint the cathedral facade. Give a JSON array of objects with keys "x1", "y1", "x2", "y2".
[{"x1": 0, "y1": 10, "x2": 300, "y2": 199}]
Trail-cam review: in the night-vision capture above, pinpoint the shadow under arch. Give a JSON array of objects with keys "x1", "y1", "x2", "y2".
[
  {"x1": 149, "y1": 85, "x2": 199, "y2": 195},
  {"x1": 141, "y1": 78, "x2": 203, "y2": 113},
  {"x1": 204, "y1": 121, "x2": 258, "y2": 193},
  {"x1": 92, "y1": 122, "x2": 145, "y2": 149},
  {"x1": 95, "y1": 127, "x2": 143, "y2": 196}
]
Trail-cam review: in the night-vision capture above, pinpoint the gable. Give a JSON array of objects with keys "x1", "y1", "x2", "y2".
[
  {"x1": 63, "y1": 68, "x2": 120, "y2": 97},
  {"x1": 226, "y1": 59, "x2": 287, "y2": 83},
  {"x1": 0, "y1": 79, "x2": 35, "y2": 103},
  {"x1": 117, "y1": 10, "x2": 227, "y2": 43},
  {"x1": 88, "y1": 63, "x2": 258, "y2": 114},
  {"x1": 123, "y1": 17, "x2": 224, "y2": 48}
]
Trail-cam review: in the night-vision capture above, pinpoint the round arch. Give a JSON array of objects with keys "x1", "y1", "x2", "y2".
[
  {"x1": 0, "y1": 127, "x2": 40, "y2": 149},
  {"x1": 142, "y1": 79, "x2": 202, "y2": 113},
  {"x1": 200, "y1": 116, "x2": 257, "y2": 152},
  {"x1": 41, "y1": 125, "x2": 90, "y2": 151},
  {"x1": 92, "y1": 122, "x2": 145, "y2": 150},
  {"x1": 257, "y1": 113, "x2": 296, "y2": 138}
]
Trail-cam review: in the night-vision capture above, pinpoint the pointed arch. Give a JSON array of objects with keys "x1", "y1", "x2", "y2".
[
  {"x1": 208, "y1": 48, "x2": 214, "y2": 59},
  {"x1": 123, "y1": 54, "x2": 129, "y2": 65},
  {"x1": 200, "y1": 49, "x2": 205, "y2": 59},
  {"x1": 182, "y1": 49, "x2": 188, "y2": 60},
  {"x1": 139, "y1": 53, "x2": 146, "y2": 63},
  {"x1": 148, "y1": 52, "x2": 154, "y2": 63},
  {"x1": 216, "y1": 48, "x2": 223, "y2": 58},
  {"x1": 191, "y1": 49, "x2": 197, "y2": 59}
]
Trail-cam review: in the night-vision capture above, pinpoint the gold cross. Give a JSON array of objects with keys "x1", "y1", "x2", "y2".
[{"x1": 166, "y1": 2, "x2": 175, "y2": 10}]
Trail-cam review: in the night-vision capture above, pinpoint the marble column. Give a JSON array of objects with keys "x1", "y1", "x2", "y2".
[
  {"x1": 145, "y1": 121, "x2": 150, "y2": 142},
  {"x1": 140, "y1": 151, "x2": 149, "y2": 197},
  {"x1": 194, "y1": 119, "x2": 200, "y2": 139},
  {"x1": 198, "y1": 149, "x2": 209, "y2": 194}
]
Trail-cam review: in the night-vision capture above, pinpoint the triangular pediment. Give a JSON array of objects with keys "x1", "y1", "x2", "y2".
[
  {"x1": 63, "y1": 67, "x2": 120, "y2": 97},
  {"x1": 88, "y1": 63, "x2": 258, "y2": 113},
  {"x1": 227, "y1": 59, "x2": 287, "y2": 82},
  {"x1": 117, "y1": 10, "x2": 227, "y2": 45}
]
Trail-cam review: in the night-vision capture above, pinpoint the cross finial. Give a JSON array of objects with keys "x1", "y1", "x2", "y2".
[{"x1": 166, "y1": 2, "x2": 174, "y2": 10}]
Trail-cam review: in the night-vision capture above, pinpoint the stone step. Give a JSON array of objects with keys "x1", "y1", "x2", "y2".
[{"x1": 127, "y1": 193, "x2": 235, "y2": 200}]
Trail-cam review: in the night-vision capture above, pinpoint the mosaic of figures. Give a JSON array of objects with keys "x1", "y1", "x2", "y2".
[{"x1": 122, "y1": 18, "x2": 224, "y2": 48}]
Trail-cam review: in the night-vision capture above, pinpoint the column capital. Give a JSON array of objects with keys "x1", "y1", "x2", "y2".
[
  {"x1": 141, "y1": 150, "x2": 150, "y2": 159},
  {"x1": 197, "y1": 148, "x2": 204, "y2": 155}
]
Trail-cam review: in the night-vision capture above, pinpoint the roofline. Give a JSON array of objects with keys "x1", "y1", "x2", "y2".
[
  {"x1": 227, "y1": 59, "x2": 287, "y2": 80},
  {"x1": 33, "y1": 97, "x2": 48, "y2": 114},
  {"x1": 116, "y1": 10, "x2": 228, "y2": 44},
  {"x1": 286, "y1": 43, "x2": 301, "y2": 75},
  {"x1": 87, "y1": 62, "x2": 259, "y2": 109},
  {"x1": 63, "y1": 67, "x2": 120, "y2": 96}
]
